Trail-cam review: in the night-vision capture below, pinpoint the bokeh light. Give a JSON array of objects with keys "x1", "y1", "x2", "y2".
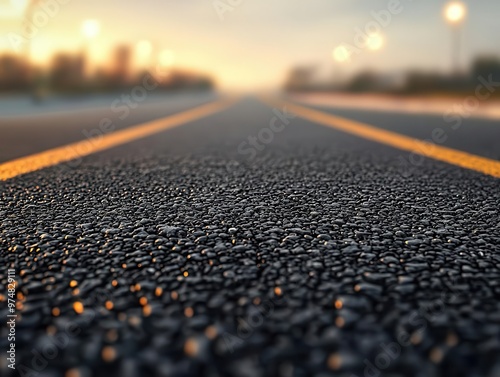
[
  {"x1": 82, "y1": 19, "x2": 100, "y2": 39},
  {"x1": 159, "y1": 49, "x2": 175, "y2": 67},
  {"x1": 11, "y1": 0, "x2": 30, "y2": 12},
  {"x1": 332, "y1": 45, "x2": 351, "y2": 63},
  {"x1": 366, "y1": 33, "x2": 384, "y2": 51},
  {"x1": 444, "y1": 2, "x2": 466, "y2": 24},
  {"x1": 136, "y1": 40, "x2": 153, "y2": 59}
]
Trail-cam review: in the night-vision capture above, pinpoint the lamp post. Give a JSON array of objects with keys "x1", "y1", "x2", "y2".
[
  {"x1": 366, "y1": 33, "x2": 384, "y2": 52},
  {"x1": 444, "y1": 1, "x2": 466, "y2": 75},
  {"x1": 22, "y1": 0, "x2": 41, "y2": 101},
  {"x1": 0, "y1": 1, "x2": 41, "y2": 67},
  {"x1": 332, "y1": 45, "x2": 351, "y2": 88},
  {"x1": 81, "y1": 19, "x2": 100, "y2": 77},
  {"x1": 159, "y1": 49, "x2": 175, "y2": 68},
  {"x1": 136, "y1": 40, "x2": 153, "y2": 71},
  {"x1": 23, "y1": 0, "x2": 39, "y2": 63},
  {"x1": 82, "y1": 19, "x2": 100, "y2": 40}
]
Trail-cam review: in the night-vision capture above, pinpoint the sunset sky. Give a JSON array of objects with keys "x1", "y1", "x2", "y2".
[{"x1": 0, "y1": 0, "x2": 499, "y2": 89}]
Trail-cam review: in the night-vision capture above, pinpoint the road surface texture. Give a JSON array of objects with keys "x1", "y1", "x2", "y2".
[{"x1": 1, "y1": 94, "x2": 499, "y2": 377}]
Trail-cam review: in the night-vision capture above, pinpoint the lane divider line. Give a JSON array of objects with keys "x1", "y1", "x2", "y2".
[
  {"x1": 0, "y1": 97, "x2": 239, "y2": 181},
  {"x1": 260, "y1": 97, "x2": 500, "y2": 178}
]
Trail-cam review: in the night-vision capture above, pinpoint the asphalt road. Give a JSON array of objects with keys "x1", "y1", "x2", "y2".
[
  {"x1": 0, "y1": 92, "x2": 218, "y2": 163},
  {"x1": 0, "y1": 93, "x2": 499, "y2": 377},
  {"x1": 289, "y1": 98, "x2": 500, "y2": 161}
]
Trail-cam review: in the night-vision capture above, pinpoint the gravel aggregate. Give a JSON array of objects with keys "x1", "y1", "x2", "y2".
[{"x1": 1, "y1": 99, "x2": 499, "y2": 377}]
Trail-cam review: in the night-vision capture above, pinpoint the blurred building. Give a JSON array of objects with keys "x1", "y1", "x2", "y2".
[
  {"x1": 159, "y1": 69, "x2": 214, "y2": 90},
  {"x1": 472, "y1": 56, "x2": 500, "y2": 82},
  {"x1": 49, "y1": 53, "x2": 85, "y2": 91},
  {"x1": 0, "y1": 43, "x2": 214, "y2": 95},
  {"x1": 107, "y1": 45, "x2": 131, "y2": 88},
  {"x1": 284, "y1": 66, "x2": 316, "y2": 92},
  {"x1": 285, "y1": 56, "x2": 500, "y2": 97},
  {"x1": 0, "y1": 55, "x2": 30, "y2": 91}
]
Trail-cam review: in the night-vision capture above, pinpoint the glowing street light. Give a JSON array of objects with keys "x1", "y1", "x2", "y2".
[
  {"x1": 1, "y1": 0, "x2": 43, "y2": 59},
  {"x1": 136, "y1": 40, "x2": 153, "y2": 69},
  {"x1": 82, "y1": 19, "x2": 100, "y2": 40},
  {"x1": 81, "y1": 20, "x2": 100, "y2": 77},
  {"x1": 159, "y1": 49, "x2": 175, "y2": 67},
  {"x1": 443, "y1": 1, "x2": 466, "y2": 75},
  {"x1": 136, "y1": 40, "x2": 153, "y2": 57},
  {"x1": 14, "y1": 0, "x2": 31, "y2": 12},
  {"x1": 366, "y1": 33, "x2": 384, "y2": 51},
  {"x1": 21, "y1": 0, "x2": 41, "y2": 100},
  {"x1": 332, "y1": 45, "x2": 351, "y2": 63},
  {"x1": 445, "y1": 2, "x2": 466, "y2": 24},
  {"x1": 331, "y1": 45, "x2": 351, "y2": 87}
]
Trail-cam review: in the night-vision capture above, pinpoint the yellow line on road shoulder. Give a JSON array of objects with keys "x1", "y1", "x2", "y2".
[
  {"x1": 0, "y1": 97, "x2": 238, "y2": 181},
  {"x1": 261, "y1": 97, "x2": 500, "y2": 178}
]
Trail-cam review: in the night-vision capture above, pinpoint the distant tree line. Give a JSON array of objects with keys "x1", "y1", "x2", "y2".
[{"x1": 285, "y1": 56, "x2": 500, "y2": 97}]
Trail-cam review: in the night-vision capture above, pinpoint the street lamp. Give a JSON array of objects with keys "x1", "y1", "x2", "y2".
[
  {"x1": 81, "y1": 20, "x2": 100, "y2": 78},
  {"x1": 332, "y1": 45, "x2": 351, "y2": 88},
  {"x1": 445, "y1": 2, "x2": 466, "y2": 23},
  {"x1": 0, "y1": 0, "x2": 39, "y2": 58},
  {"x1": 444, "y1": 1, "x2": 466, "y2": 75},
  {"x1": 332, "y1": 45, "x2": 351, "y2": 63},
  {"x1": 136, "y1": 40, "x2": 153, "y2": 70},
  {"x1": 82, "y1": 19, "x2": 100, "y2": 40},
  {"x1": 366, "y1": 33, "x2": 384, "y2": 51},
  {"x1": 159, "y1": 49, "x2": 175, "y2": 68},
  {"x1": 22, "y1": 1, "x2": 39, "y2": 61},
  {"x1": 22, "y1": 0, "x2": 41, "y2": 101}
]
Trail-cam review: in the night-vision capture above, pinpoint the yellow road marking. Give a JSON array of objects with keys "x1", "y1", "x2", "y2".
[
  {"x1": 261, "y1": 97, "x2": 500, "y2": 178},
  {"x1": 0, "y1": 97, "x2": 238, "y2": 181}
]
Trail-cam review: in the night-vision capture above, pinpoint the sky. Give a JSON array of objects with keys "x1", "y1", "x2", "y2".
[{"x1": 0, "y1": 0, "x2": 499, "y2": 90}]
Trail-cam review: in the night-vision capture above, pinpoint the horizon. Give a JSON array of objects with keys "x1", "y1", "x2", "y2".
[{"x1": 1, "y1": 0, "x2": 499, "y2": 90}]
